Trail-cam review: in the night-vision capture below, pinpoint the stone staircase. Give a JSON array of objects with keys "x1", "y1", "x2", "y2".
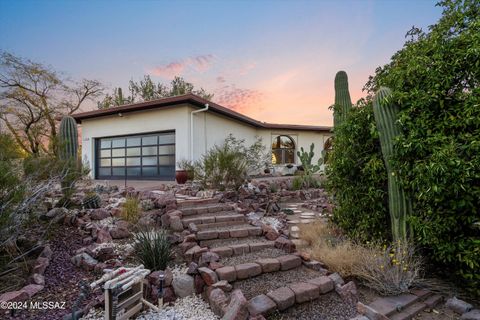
[{"x1": 173, "y1": 197, "x2": 441, "y2": 320}]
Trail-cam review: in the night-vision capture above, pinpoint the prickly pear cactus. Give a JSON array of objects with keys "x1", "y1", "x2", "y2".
[
  {"x1": 333, "y1": 71, "x2": 353, "y2": 128},
  {"x1": 59, "y1": 116, "x2": 78, "y2": 160},
  {"x1": 82, "y1": 192, "x2": 102, "y2": 209},
  {"x1": 373, "y1": 87, "x2": 412, "y2": 241},
  {"x1": 297, "y1": 143, "x2": 321, "y2": 173}
]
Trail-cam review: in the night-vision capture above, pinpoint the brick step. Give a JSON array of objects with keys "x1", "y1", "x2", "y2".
[
  {"x1": 196, "y1": 220, "x2": 247, "y2": 231},
  {"x1": 180, "y1": 204, "x2": 234, "y2": 216},
  {"x1": 210, "y1": 241, "x2": 276, "y2": 258},
  {"x1": 215, "y1": 254, "x2": 304, "y2": 283},
  {"x1": 196, "y1": 225, "x2": 262, "y2": 241},
  {"x1": 246, "y1": 275, "x2": 337, "y2": 317},
  {"x1": 389, "y1": 302, "x2": 427, "y2": 320},
  {"x1": 182, "y1": 213, "x2": 245, "y2": 227},
  {"x1": 176, "y1": 197, "x2": 219, "y2": 209},
  {"x1": 200, "y1": 236, "x2": 270, "y2": 248}
]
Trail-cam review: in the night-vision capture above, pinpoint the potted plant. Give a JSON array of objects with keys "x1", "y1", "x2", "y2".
[
  {"x1": 263, "y1": 161, "x2": 271, "y2": 174},
  {"x1": 176, "y1": 160, "x2": 194, "y2": 184}
]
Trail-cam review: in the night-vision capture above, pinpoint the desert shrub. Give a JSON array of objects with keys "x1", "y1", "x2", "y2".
[
  {"x1": 224, "y1": 134, "x2": 269, "y2": 175},
  {"x1": 194, "y1": 142, "x2": 248, "y2": 190},
  {"x1": 291, "y1": 176, "x2": 303, "y2": 190},
  {"x1": 134, "y1": 228, "x2": 172, "y2": 270},
  {"x1": 269, "y1": 183, "x2": 278, "y2": 193},
  {"x1": 354, "y1": 241, "x2": 423, "y2": 296},
  {"x1": 0, "y1": 134, "x2": 24, "y2": 237},
  {"x1": 300, "y1": 221, "x2": 423, "y2": 295},
  {"x1": 363, "y1": 0, "x2": 480, "y2": 294},
  {"x1": 325, "y1": 98, "x2": 390, "y2": 242},
  {"x1": 122, "y1": 196, "x2": 141, "y2": 223}
]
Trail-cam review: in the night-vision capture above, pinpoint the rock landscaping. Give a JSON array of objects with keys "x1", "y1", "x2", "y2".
[{"x1": 0, "y1": 178, "x2": 478, "y2": 320}]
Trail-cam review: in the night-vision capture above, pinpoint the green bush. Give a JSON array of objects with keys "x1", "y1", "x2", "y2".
[
  {"x1": 329, "y1": 1, "x2": 480, "y2": 295},
  {"x1": 365, "y1": 0, "x2": 480, "y2": 295},
  {"x1": 134, "y1": 228, "x2": 173, "y2": 270},
  {"x1": 194, "y1": 142, "x2": 248, "y2": 190},
  {"x1": 326, "y1": 98, "x2": 390, "y2": 242}
]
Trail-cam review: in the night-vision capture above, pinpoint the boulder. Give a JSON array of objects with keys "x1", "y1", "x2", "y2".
[
  {"x1": 335, "y1": 281, "x2": 358, "y2": 303},
  {"x1": 223, "y1": 289, "x2": 249, "y2": 320},
  {"x1": 446, "y1": 297, "x2": 473, "y2": 314},
  {"x1": 198, "y1": 267, "x2": 218, "y2": 286},
  {"x1": 33, "y1": 257, "x2": 49, "y2": 275},
  {"x1": 90, "y1": 208, "x2": 110, "y2": 220},
  {"x1": 170, "y1": 216, "x2": 184, "y2": 232},
  {"x1": 198, "y1": 251, "x2": 220, "y2": 267},
  {"x1": 21, "y1": 284, "x2": 43, "y2": 298},
  {"x1": 172, "y1": 274, "x2": 194, "y2": 298},
  {"x1": 71, "y1": 253, "x2": 98, "y2": 271},
  {"x1": 461, "y1": 310, "x2": 480, "y2": 320},
  {"x1": 274, "y1": 236, "x2": 296, "y2": 253},
  {"x1": 109, "y1": 227, "x2": 130, "y2": 239},
  {"x1": 0, "y1": 290, "x2": 29, "y2": 302},
  {"x1": 212, "y1": 280, "x2": 232, "y2": 292},
  {"x1": 208, "y1": 288, "x2": 228, "y2": 316},
  {"x1": 96, "y1": 228, "x2": 112, "y2": 243}
]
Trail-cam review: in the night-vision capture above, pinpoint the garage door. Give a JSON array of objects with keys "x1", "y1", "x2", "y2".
[{"x1": 96, "y1": 131, "x2": 175, "y2": 180}]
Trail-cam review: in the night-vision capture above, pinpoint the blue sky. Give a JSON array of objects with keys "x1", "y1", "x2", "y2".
[{"x1": 0, "y1": 0, "x2": 442, "y2": 125}]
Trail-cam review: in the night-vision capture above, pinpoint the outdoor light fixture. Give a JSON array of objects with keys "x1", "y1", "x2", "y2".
[{"x1": 158, "y1": 273, "x2": 165, "y2": 308}]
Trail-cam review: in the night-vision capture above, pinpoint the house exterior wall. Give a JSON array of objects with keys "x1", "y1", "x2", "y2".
[
  {"x1": 80, "y1": 104, "x2": 190, "y2": 177},
  {"x1": 79, "y1": 102, "x2": 331, "y2": 179}
]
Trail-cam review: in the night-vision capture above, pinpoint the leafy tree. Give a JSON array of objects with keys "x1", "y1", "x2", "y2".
[
  {"x1": 329, "y1": 0, "x2": 479, "y2": 294},
  {"x1": 98, "y1": 75, "x2": 213, "y2": 109},
  {"x1": 0, "y1": 52, "x2": 103, "y2": 155}
]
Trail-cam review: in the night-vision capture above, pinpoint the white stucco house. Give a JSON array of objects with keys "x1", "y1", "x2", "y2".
[{"x1": 72, "y1": 94, "x2": 332, "y2": 181}]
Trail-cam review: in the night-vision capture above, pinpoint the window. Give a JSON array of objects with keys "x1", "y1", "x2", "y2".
[
  {"x1": 272, "y1": 135, "x2": 295, "y2": 164},
  {"x1": 97, "y1": 132, "x2": 175, "y2": 179}
]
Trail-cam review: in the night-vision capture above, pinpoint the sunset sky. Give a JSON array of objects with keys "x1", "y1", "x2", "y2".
[{"x1": 0, "y1": 0, "x2": 442, "y2": 126}]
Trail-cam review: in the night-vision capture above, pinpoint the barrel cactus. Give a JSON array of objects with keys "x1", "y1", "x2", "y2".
[
  {"x1": 59, "y1": 116, "x2": 78, "y2": 160},
  {"x1": 372, "y1": 87, "x2": 411, "y2": 241},
  {"x1": 333, "y1": 71, "x2": 353, "y2": 128},
  {"x1": 82, "y1": 192, "x2": 102, "y2": 209}
]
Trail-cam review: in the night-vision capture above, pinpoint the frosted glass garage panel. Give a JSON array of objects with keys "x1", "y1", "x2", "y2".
[{"x1": 96, "y1": 131, "x2": 175, "y2": 180}]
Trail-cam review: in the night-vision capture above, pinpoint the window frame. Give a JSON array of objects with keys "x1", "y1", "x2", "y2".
[{"x1": 271, "y1": 135, "x2": 296, "y2": 165}]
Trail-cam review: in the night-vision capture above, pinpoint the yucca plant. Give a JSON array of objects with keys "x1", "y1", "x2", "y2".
[{"x1": 134, "y1": 228, "x2": 173, "y2": 271}]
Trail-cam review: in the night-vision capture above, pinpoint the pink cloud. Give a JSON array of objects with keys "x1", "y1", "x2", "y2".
[
  {"x1": 214, "y1": 84, "x2": 263, "y2": 113},
  {"x1": 150, "y1": 54, "x2": 214, "y2": 78}
]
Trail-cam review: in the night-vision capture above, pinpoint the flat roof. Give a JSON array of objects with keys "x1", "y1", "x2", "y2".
[{"x1": 72, "y1": 93, "x2": 332, "y2": 132}]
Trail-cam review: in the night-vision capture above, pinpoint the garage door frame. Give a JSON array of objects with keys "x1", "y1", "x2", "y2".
[{"x1": 94, "y1": 130, "x2": 176, "y2": 181}]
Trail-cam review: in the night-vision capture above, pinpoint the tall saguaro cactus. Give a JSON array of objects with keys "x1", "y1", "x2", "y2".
[
  {"x1": 59, "y1": 116, "x2": 78, "y2": 160},
  {"x1": 334, "y1": 71, "x2": 353, "y2": 128},
  {"x1": 373, "y1": 87, "x2": 411, "y2": 241}
]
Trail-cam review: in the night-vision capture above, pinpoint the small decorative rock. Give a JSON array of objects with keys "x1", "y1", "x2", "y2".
[
  {"x1": 223, "y1": 289, "x2": 249, "y2": 320},
  {"x1": 198, "y1": 267, "x2": 218, "y2": 286},
  {"x1": 208, "y1": 288, "x2": 228, "y2": 317},
  {"x1": 328, "y1": 272, "x2": 345, "y2": 286},
  {"x1": 212, "y1": 280, "x2": 232, "y2": 292},
  {"x1": 172, "y1": 274, "x2": 195, "y2": 298}
]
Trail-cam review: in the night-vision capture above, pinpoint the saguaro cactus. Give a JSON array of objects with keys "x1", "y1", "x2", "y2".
[
  {"x1": 373, "y1": 87, "x2": 411, "y2": 241},
  {"x1": 59, "y1": 116, "x2": 78, "y2": 160},
  {"x1": 334, "y1": 71, "x2": 353, "y2": 128}
]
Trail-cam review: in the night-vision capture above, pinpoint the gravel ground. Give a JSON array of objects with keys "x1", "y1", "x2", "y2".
[
  {"x1": 267, "y1": 292, "x2": 357, "y2": 320},
  {"x1": 221, "y1": 248, "x2": 287, "y2": 266},
  {"x1": 136, "y1": 295, "x2": 219, "y2": 320},
  {"x1": 202, "y1": 236, "x2": 269, "y2": 248},
  {"x1": 233, "y1": 266, "x2": 320, "y2": 300},
  {"x1": 3, "y1": 226, "x2": 99, "y2": 320}
]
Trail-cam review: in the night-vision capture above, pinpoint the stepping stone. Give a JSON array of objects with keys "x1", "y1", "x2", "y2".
[
  {"x1": 293, "y1": 210, "x2": 303, "y2": 213},
  {"x1": 290, "y1": 226, "x2": 300, "y2": 232},
  {"x1": 300, "y1": 212, "x2": 315, "y2": 217},
  {"x1": 300, "y1": 219, "x2": 314, "y2": 224},
  {"x1": 287, "y1": 220, "x2": 300, "y2": 225}
]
